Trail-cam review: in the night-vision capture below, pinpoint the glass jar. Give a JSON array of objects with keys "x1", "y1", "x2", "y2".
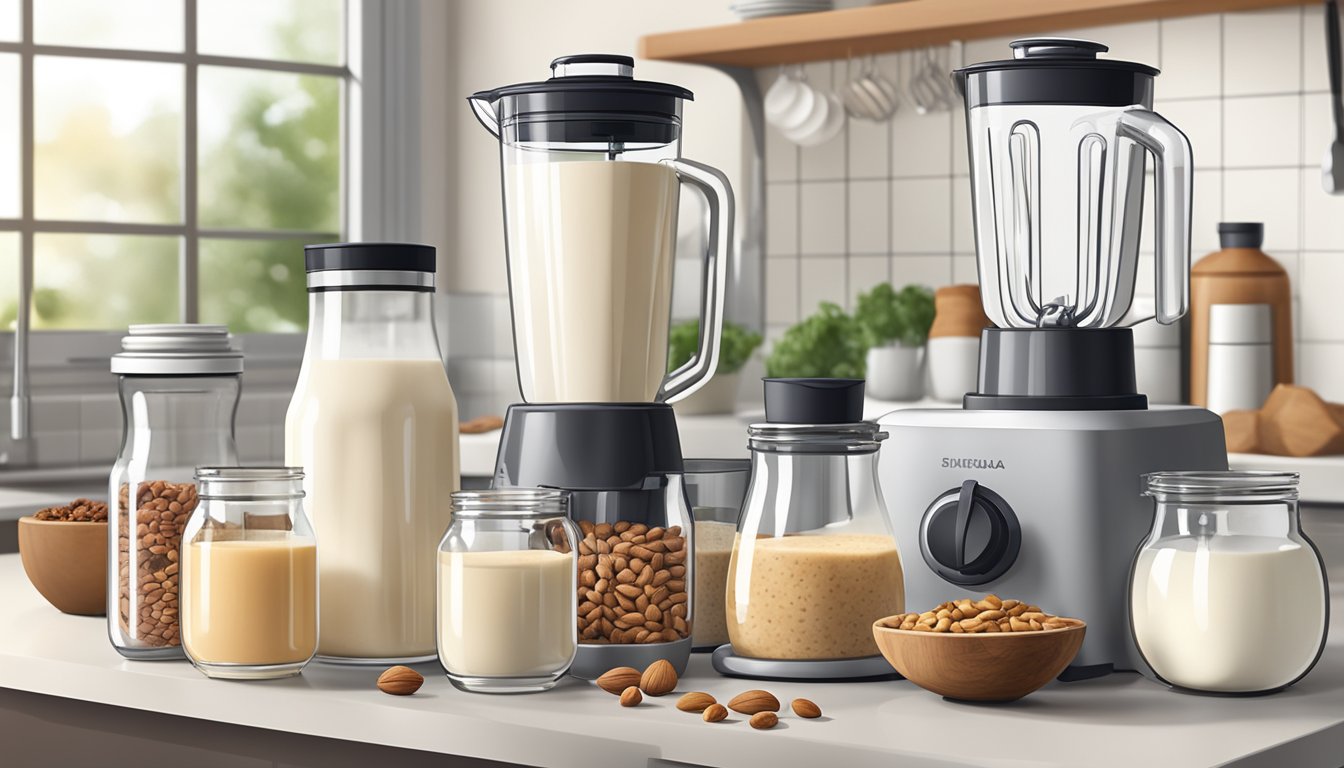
[
  {"x1": 285, "y1": 242, "x2": 460, "y2": 664},
  {"x1": 181, "y1": 468, "x2": 318, "y2": 680},
  {"x1": 684, "y1": 459, "x2": 750, "y2": 651},
  {"x1": 437, "y1": 490, "x2": 578, "y2": 693},
  {"x1": 107, "y1": 325, "x2": 242, "y2": 659},
  {"x1": 1132, "y1": 471, "x2": 1328, "y2": 694}
]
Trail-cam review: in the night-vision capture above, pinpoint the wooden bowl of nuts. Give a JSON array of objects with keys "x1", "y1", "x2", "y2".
[
  {"x1": 18, "y1": 499, "x2": 109, "y2": 616},
  {"x1": 872, "y1": 596, "x2": 1086, "y2": 702}
]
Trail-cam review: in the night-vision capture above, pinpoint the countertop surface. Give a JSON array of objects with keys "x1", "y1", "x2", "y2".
[{"x1": 4, "y1": 527, "x2": 1344, "y2": 768}]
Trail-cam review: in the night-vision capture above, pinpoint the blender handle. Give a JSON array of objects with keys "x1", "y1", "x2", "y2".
[
  {"x1": 1116, "y1": 108, "x2": 1193, "y2": 325},
  {"x1": 659, "y1": 158, "x2": 735, "y2": 404}
]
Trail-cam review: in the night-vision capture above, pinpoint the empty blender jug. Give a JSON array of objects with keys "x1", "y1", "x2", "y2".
[
  {"x1": 955, "y1": 39, "x2": 1193, "y2": 330},
  {"x1": 470, "y1": 55, "x2": 734, "y2": 404}
]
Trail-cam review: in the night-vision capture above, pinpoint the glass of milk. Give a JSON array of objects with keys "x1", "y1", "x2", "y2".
[
  {"x1": 1132, "y1": 471, "x2": 1328, "y2": 694},
  {"x1": 437, "y1": 490, "x2": 579, "y2": 693}
]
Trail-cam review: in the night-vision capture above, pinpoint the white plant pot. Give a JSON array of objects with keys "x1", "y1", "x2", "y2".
[
  {"x1": 672, "y1": 372, "x2": 741, "y2": 416},
  {"x1": 926, "y1": 336, "x2": 981, "y2": 402},
  {"x1": 866, "y1": 344, "x2": 924, "y2": 401}
]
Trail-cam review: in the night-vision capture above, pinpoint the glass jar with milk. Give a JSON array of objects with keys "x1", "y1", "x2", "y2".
[
  {"x1": 1132, "y1": 472, "x2": 1328, "y2": 694},
  {"x1": 285, "y1": 243, "x2": 460, "y2": 664},
  {"x1": 437, "y1": 490, "x2": 579, "y2": 693}
]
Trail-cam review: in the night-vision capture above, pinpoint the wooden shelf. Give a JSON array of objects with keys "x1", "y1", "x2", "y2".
[{"x1": 640, "y1": 0, "x2": 1313, "y2": 67}]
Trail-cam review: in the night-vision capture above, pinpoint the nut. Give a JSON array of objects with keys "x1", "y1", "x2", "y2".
[
  {"x1": 702, "y1": 703, "x2": 729, "y2": 723},
  {"x1": 116, "y1": 481, "x2": 197, "y2": 648},
  {"x1": 595, "y1": 666, "x2": 642, "y2": 695},
  {"x1": 620, "y1": 686, "x2": 643, "y2": 707},
  {"x1": 575, "y1": 522, "x2": 691, "y2": 644},
  {"x1": 727, "y1": 690, "x2": 780, "y2": 715},
  {"x1": 376, "y1": 665, "x2": 424, "y2": 695},
  {"x1": 676, "y1": 692, "x2": 717, "y2": 712},
  {"x1": 791, "y1": 698, "x2": 822, "y2": 718},
  {"x1": 749, "y1": 711, "x2": 779, "y2": 730},
  {"x1": 35, "y1": 498, "x2": 109, "y2": 522},
  {"x1": 639, "y1": 659, "x2": 678, "y2": 696},
  {"x1": 882, "y1": 597, "x2": 1082, "y2": 634}
]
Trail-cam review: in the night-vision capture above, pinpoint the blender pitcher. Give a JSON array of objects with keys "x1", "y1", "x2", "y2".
[
  {"x1": 470, "y1": 54, "x2": 733, "y2": 404},
  {"x1": 956, "y1": 39, "x2": 1193, "y2": 330}
]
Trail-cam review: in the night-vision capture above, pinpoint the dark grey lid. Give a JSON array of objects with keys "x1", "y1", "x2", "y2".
[
  {"x1": 955, "y1": 38, "x2": 1158, "y2": 108},
  {"x1": 762, "y1": 378, "x2": 865, "y2": 424},
  {"x1": 1217, "y1": 222, "x2": 1265, "y2": 249},
  {"x1": 303, "y1": 242, "x2": 436, "y2": 292}
]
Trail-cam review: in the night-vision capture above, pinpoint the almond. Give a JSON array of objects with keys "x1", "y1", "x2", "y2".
[
  {"x1": 791, "y1": 698, "x2": 822, "y2": 718},
  {"x1": 702, "y1": 703, "x2": 729, "y2": 723},
  {"x1": 676, "y1": 692, "x2": 716, "y2": 712},
  {"x1": 639, "y1": 659, "x2": 678, "y2": 697},
  {"x1": 619, "y1": 686, "x2": 642, "y2": 707},
  {"x1": 595, "y1": 666, "x2": 642, "y2": 695},
  {"x1": 749, "y1": 711, "x2": 779, "y2": 730},
  {"x1": 376, "y1": 665, "x2": 423, "y2": 696},
  {"x1": 728, "y1": 689, "x2": 780, "y2": 715}
]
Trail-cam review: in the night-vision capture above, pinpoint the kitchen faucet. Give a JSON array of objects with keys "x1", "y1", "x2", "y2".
[{"x1": 2, "y1": 244, "x2": 32, "y2": 467}]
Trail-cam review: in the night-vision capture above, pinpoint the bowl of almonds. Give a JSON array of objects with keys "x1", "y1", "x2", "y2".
[
  {"x1": 872, "y1": 595, "x2": 1086, "y2": 702},
  {"x1": 19, "y1": 499, "x2": 110, "y2": 616}
]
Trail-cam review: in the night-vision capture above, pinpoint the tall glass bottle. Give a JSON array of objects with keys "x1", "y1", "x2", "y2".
[{"x1": 285, "y1": 242, "x2": 460, "y2": 664}]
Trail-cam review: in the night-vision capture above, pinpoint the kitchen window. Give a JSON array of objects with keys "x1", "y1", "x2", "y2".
[{"x1": 0, "y1": 0, "x2": 352, "y2": 334}]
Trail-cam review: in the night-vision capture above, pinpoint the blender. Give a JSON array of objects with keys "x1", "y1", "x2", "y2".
[
  {"x1": 470, "y1": 55, "x2": 734, "y2": 679},
  {"x1": 878, "y1": 39, "x2": 1228, "y2": 680}
]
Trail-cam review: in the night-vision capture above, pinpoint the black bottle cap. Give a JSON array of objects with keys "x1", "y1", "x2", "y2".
[
  {"x1": 303, "y1": 242, "x2": 436, "y2": 273},
  {"x1": 762, "y1": 378, "x2": 865, "y2": 424},
  {"x1": 1217, "y1": 222, "x2": 1265, "y2": 249}
]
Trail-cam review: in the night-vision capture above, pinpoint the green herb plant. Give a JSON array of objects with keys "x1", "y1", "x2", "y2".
[
  {"x1": 854, "y1": 283, "x2": 936, "y2": 348},
  {"x1": 667, "y1": 320, "x2": 764, "y2": 375},
  {"x1": 764, "y1": 302, "x2": 868, "y2": 378}
]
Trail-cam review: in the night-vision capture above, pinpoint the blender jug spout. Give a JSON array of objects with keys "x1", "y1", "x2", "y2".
[{"x1": 468, "y1": 94, "x2": 500, "y2": 137}]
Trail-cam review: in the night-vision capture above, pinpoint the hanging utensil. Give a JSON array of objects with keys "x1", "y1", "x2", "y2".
[{"x1": 1323, "y1": 0, "x2": 1344, "y2": 193}]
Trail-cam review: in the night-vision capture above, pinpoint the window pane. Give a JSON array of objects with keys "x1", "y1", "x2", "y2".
[
  {"x1": 35, "y1": 57, "x2": 182, "y2": 223},
  {"x1": 34, "y1": 234, "x2": 179, "y2": 329},
  {"x1": 199, "y1": 68, "x2": 339, "y2": 232},
  {"x1": 201, "y1": 238, "x2": 310, "y2": 333},
  {"x1": 0, "y1": 54, "x2": 16, "y2": 218},
  {"x1": 34, "y1": 0, "x2": 183, "y2": 52},
  {"x1": 199, "y1": 0, "x2": 342, "y2": 65},
  {"x1": 0, "y1": 0, "x2": 17, "y2": 42},
  {"x1": 0, "y1": 233, "x2": 16, "y2": 330}
]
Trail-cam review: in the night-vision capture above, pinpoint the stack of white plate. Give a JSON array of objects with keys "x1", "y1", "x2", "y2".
[{"x1": 730, "y1": 0, "x2": 833, "y2": 20}]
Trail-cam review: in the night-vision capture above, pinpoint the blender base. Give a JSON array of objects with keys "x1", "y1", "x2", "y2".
[{"x1": 710, "y1": 644, "x2": 902, "y2": 682}]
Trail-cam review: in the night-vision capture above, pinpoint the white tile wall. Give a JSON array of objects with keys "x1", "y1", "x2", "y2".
[{"x1": 760, "y1": 7, "x2": 1344, "y2": 392}]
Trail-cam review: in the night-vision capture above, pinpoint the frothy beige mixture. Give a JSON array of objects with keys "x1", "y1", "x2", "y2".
[
  {"x1": 505, "y1": 160, "x2": 678, "y2": 402},
  {"x1": 438, "y1": 549, "x2": 576, "y2": 677},
  {"x1": 692, "y1": 520, "x2": 737, "y2": 648},
  {"x1": 727, "y1": 534, "x2": 904, "y2": 659},
  {"x1": 183, "y1": 533, "x2": 317, "y2": 666},
  {"x1": 286, "y1": 358, "x2": 459, "y2": 661}
]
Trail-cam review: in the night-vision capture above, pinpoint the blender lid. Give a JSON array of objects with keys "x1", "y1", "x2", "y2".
[
  {"x1": 471, "y1": 54, "x2": 692, "y2": 106},
  {"x1": 955, "y1": 38, "x2": 1159, "y2": 107}
]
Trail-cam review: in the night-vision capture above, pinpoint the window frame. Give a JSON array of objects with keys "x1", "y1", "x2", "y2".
[{"x1": 0, "y1": 0, "x2": 359, "y2": 331}]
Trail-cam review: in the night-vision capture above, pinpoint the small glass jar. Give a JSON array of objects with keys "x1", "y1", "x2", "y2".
[
  {"x1": 180, "y1": 468, "x2": 318, "y2": 680},
  {"x1": 437, "y1": 489, "x2": 579, "y2": 693},
  {"x1": 684, "y1": 459, "x2": 750, "y2": 651},
  {"x1": 1132, "y1": 471, "x2": 1328, "y2": 694},
  {"x1": 107, "y1": 325, "x2": 242, "y2": 659}
]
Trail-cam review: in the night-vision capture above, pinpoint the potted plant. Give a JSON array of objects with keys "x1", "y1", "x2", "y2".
[
  {"x1": 855, "y1": 283, "x2": 935, "y2": 401},
  {"x1": 669, "y1": 320, "x2": 764, "y2": 415},
  {"x1": 765, "y1": 302, "x2": 868, "y2": 379}
]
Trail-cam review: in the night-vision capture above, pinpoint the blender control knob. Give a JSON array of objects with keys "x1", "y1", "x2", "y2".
[{"x1": 919, "y1": 480, "x2": 1021, "y2": 586}]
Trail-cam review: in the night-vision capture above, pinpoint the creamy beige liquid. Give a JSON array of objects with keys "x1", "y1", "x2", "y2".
[
  {"x1": 437, "y1": 549, "x2": 576, "y2": 677},
  {"x1": 726, "y1": 534, "x2": 904, "y2": 659},
  {"x1": 182, "y1": 533, "x2": 317, "y2": 666},
  {"x1": 285, "y1": 358, "x2": 459, "y2": 660},
  {"x1": 692, "y1": 520, "x2": 737, "y2": 648},
  {"x1": 1132, "y1": 536, "x2": 1326, "y2": 692},
  {"x1": 505, "y1": 160, "x2": 678, "y2": 402}
]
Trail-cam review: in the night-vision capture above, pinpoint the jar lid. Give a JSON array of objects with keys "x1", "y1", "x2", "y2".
[
  {"x1": 748, "y1": 421, "x2": 887, "y2": 454},
  {"x1": 111, "y1": 324, "x2": 244, "y2": 376},
  {"x1": 1142, "y1": 471, "x2": 1299, "y2": 499},
  {"x1": 451, "y1": 488, "x2": 569, "y2": 518},
  {"x1": 196, "y1": 467, "x2": 304, "y2": 499}
]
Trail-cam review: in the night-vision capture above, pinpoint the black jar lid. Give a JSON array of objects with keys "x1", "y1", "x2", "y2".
[
  {"x1": 955, "y1": 38, "x2": 1158, "y2": 108},
  {"x1": 302, "y1": 242, "x2": 436, "y2": 292}
]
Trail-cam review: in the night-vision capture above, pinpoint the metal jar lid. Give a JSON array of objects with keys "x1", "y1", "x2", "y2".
[{"x1": 110, "y1": 324, "x2": 244, "y2": 376}]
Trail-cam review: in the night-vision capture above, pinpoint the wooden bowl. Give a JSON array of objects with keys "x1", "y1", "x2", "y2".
[
  {"x1": 872, "y1": 617, "x2": 1086, "y2": 702},
  {"x1": 18, "y1": 517, "x2": 108, "y2": 616}
]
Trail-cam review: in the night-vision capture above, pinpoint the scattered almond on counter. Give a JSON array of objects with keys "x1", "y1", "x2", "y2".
[
  {"x1": 676, "y1": 691, "x2": 716, "y2": 712},
  {"x1": 702, "y1": 703, "x2": 729, "y2": 723},
  {"x1": 727, "y1": 690, "x2": 780, "y2": 715},
  {"x1": 595, "y1": 666, "x2": 642, "y2": 695},
  {"x1": 639, "y1": 659, "x2": 678, "y2": 696},
  {"x1": 619, "y1": 686, "x2": 643, "y2": 707},
  {"x1": 880, "y1": 595, "x2": 1083, "y2": 634},
  {"x1": 791, "y1": 698, "x2": 822, "y2": 718},
  {"x1": 749, "y1": 712, "x2": 779, "y2": 730},
  {"x1": 377, "y1": 665, "x2": 424, "y2": 695}
]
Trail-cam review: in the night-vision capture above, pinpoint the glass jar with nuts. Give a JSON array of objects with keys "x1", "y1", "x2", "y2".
[{"x1": 106, "y1": 325, "x2": 242, "y2": 659}]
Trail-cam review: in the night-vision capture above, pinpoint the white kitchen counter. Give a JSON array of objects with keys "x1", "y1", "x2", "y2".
[{"x1": 2, "y1": 552, "x2": 1344, "y2": 768}]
